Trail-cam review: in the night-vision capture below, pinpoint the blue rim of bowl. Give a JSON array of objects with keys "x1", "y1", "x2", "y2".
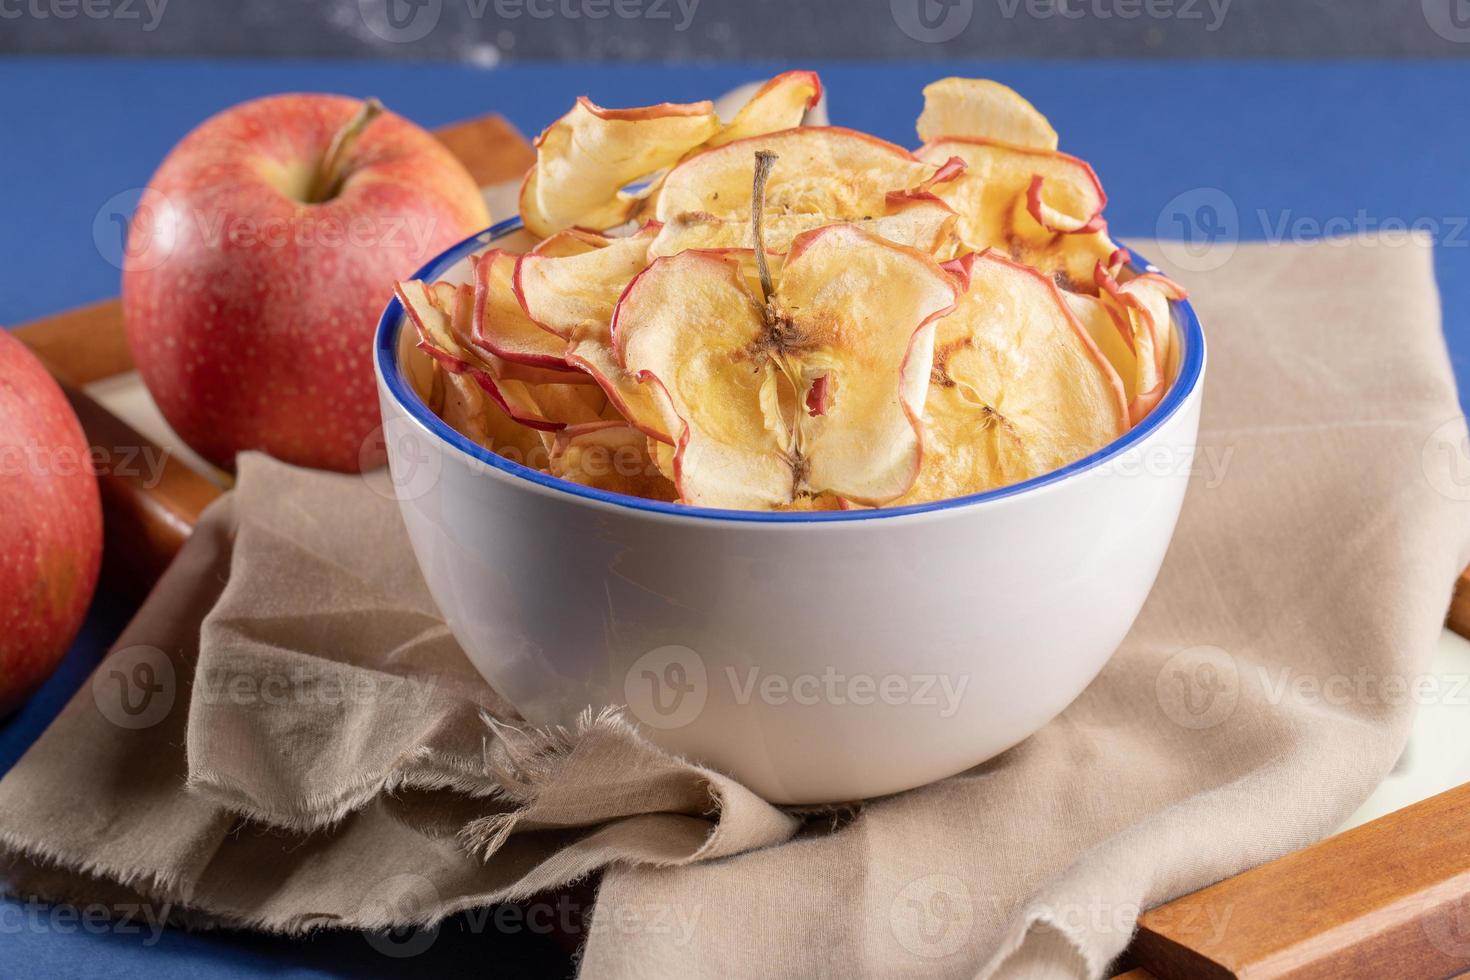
[{"x1": 375, "y1": 218, "x2": 1206, "y2": 524}]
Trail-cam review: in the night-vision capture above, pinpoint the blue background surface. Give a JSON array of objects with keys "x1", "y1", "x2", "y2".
[{"x1": 2, "y1": 57, "x2": 1468, "y2": 976}]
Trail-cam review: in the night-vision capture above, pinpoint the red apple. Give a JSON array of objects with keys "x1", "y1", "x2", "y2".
[
  {"x1": 0, "y1": 330, "x2": 103, "y2": 716},
  {"x1": 123, "y1": 94, "x2": 491, "y2": 472}
]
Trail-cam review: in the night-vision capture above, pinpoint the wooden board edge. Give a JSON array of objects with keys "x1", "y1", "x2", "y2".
[{"x1": 1130, "y1": 782, "x2": 1470, "y2": 979}]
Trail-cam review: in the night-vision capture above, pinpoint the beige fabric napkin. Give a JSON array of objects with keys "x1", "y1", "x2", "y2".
[{"x1": 2, "y1": 236, "x2": 1468, "y2": 979}]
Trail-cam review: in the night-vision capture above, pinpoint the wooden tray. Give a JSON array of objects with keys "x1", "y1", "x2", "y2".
[{"x1": 14, "y1": 112, "x2": 1470, "y2": 980}]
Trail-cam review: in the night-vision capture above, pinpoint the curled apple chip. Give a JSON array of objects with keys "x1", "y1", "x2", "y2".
[
  {"x1": 648, "y1": 192, "x2": 958, "y2": 258},
  {"x1": 514, "y1": 224, "x2": 658, "y2": 342},
  {"x1": 895, "y1": 251, "x2": 1127, "y2": 505},
  {"x1": 656, "y1": 128, "x2": 941, "y2": 228},
  {"x1": 707, "y1": 70, "x2": 823, "y2": 148},
  {"x1": 549, "y1": 420, "x2": 677, "y2": 500},
  {"x1": 519, "y1": 97, "x2": 721, "y2": 237},
  {"x1": 918, "y1": 137, "x2": 1115, "y2": 290},
  {"x1": 437, "y1": 367, "x2": 548, "y2": 464},
  {"x1": 472, "y1": 249, "x2": 583, "y2": 373},
  {"x1": 399, "y1": 279, "x2": 599, "y2": 433},
  {"x1": 613, "y1": 224, "x2": 956, "y2": 509},
  {"x1": 1093, "y1": 266, "x2": 1187, "y2": 424},
  {"x1": 529, "y1": 227, "x2": 611, "y2": 258},
  {"x1": 916, "y1": 77, "x2": 1060, "y2": 151}
]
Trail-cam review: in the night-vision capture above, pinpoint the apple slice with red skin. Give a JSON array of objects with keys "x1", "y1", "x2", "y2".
[
  {"x1": 398, "y1": 280, "x2": 600, "y2": 432},
  {"x1": 707, "y1": 70, "x2": 823, "y2": 149},
  {"x1": 655, "y1": 127, "x2": 949, "y2": 230},
  {"x1": 916, "y1": 77, "x2": 1060, "y2": 151},
  {"x1": 519, "y1": 97, "x2": 721, "y2": 237},
  {"x1": 895, "y1": 250, "x2": 1128, "y2": 505},
  {"x1": 437, "y1": 366, "x2": 549, "y2": 466},
  {"x1": 611, "y1": 224, "x2": 957, "y2": 509},
  {"x1": 513, "y1": 224, "x2": 670, "y2": 441},
  {"x1": 471, "y1": 249, "x2": 591, "y2": 376},
  {"x1": 513, "y1": 224, "x2": 660, "y2": 342},
  {"x1": 918, "y1": 137, "x2": 1117, "y2": 291},
  {"x1": 548, "y1": 420, "x2": 677, "y2": 500},
  {"x1": 1092, "y1": 265, "x2": 1188, "y2": 424},
  {"x1": 529, "y1": 227, "x2": 612, "y2": 258}
]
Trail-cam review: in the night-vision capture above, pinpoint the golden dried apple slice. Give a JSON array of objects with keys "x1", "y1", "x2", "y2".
[
  {"x1": 513, "y1": 224, "x2": 658, "y2": 342},
  {"x1": 1094, "y1": 266, "x2": 1188, "y2": 424},
  {"x1": 437, "y1": 366, "x2": 548, "y2": 464},
  {"x1": 1061, "y1": 290, "x2": 1138, "y2": 405},
  {"x1": 918, "y1": 137, "x2": 1114, "y2": 290},
  {"x1": 648, "y1": 192, "x2": 957, "y2": 258},
  {"x1": 613, "y1": 225, "x2": 956, "y2": 509},
  {"x1": 895, "y1": 251, "x2": 1128, "y2": 505},
  {"x1": 565, "y1": 337, "x2": 673, "y2": 444},
  {"x1": 655, "y1": 128, "x2": 940, "y2": 227},
  {"x1": 916, "y1": 77, "x2": 1059, "y2": 151},
  {"x1": 472, "y1": 249, "x2": 583, "y2": 374},
  {"x1": 519, "y1": 97, "x2": 721, "y2": 237},
  {"x1": 399, "y1": 279, "x2": 593, "y2": 433},
  {"x1": 707, "y1": 70, "x2": 823, "y2": 148},
  {"x1": 776, "y1": 225, "x2": 956, "y2": 503},
  {"x1": 529, "y1": 227, "x2": 611, "y2": 258},
  {"x1": 549, "y1": 420, "x2": 677, "y2": 500}
]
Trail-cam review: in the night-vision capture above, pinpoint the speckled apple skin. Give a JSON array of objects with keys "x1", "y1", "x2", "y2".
[
  {"x1": 123, "y1": 94, "x2": 491, "y2": 473},
  {"x1": 0, "y1": 330, "x2": 103, "y2": 717}
]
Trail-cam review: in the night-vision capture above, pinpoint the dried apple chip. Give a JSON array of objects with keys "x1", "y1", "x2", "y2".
[
  {"x1": 472, "y1": 249, "x2": 583, "y2": 373},
  {"x1": 1093, "y1": 266, "x2": 1187, "y2": 424},
  {"x1": 895, "y1": 251, "x2": 1128, "y2": 505},
  {"x1": 706, "y1": 70, "x2": 823, "y2": 148},
  {"x1": 655, "y1": 127, "x2": 941, "y2": 228},
  {"x1": 915, "y1": 77, "x2": 1060, "y2": 151},
  {"x1": 612, "y1": 223, "x2": 956, "y2": 509},
  {"x1": 398, "y1": 279, "x2": 596, "y2": 433},
  {"x1": 519, "y1": 97, "x2": 721, "y2": 237},
  {"x1": 514, "y1": 224, "x2": 659, "y2": 342},
  {"x1": 548, "y1": 420, "x2": 677, "y2": 500},
  {"x1": 917, "y1": 137, "x2": 1115, "y2": 290}
]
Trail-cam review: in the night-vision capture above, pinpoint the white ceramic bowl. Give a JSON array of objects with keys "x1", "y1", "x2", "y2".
[{"x1": 374, "y1": 219, "x2": 1206, "y2": 804}]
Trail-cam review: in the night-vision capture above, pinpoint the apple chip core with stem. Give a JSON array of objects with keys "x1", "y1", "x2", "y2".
[
  {"x1": 896, "y1": 250, "x2": 1129, "y2": 505},
  {"x1": 611, "y1": 222, "x2": 957, "y2": 509}
]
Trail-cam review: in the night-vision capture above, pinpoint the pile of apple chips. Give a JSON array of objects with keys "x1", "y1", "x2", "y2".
[{"x1": 398, "y1": 73, "x2": 1187, "y2": 511}]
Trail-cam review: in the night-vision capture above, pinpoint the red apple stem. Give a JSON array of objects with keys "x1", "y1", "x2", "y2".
[{"x1": 306, "y1": 97, "x2": 385, "y2": 204}]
